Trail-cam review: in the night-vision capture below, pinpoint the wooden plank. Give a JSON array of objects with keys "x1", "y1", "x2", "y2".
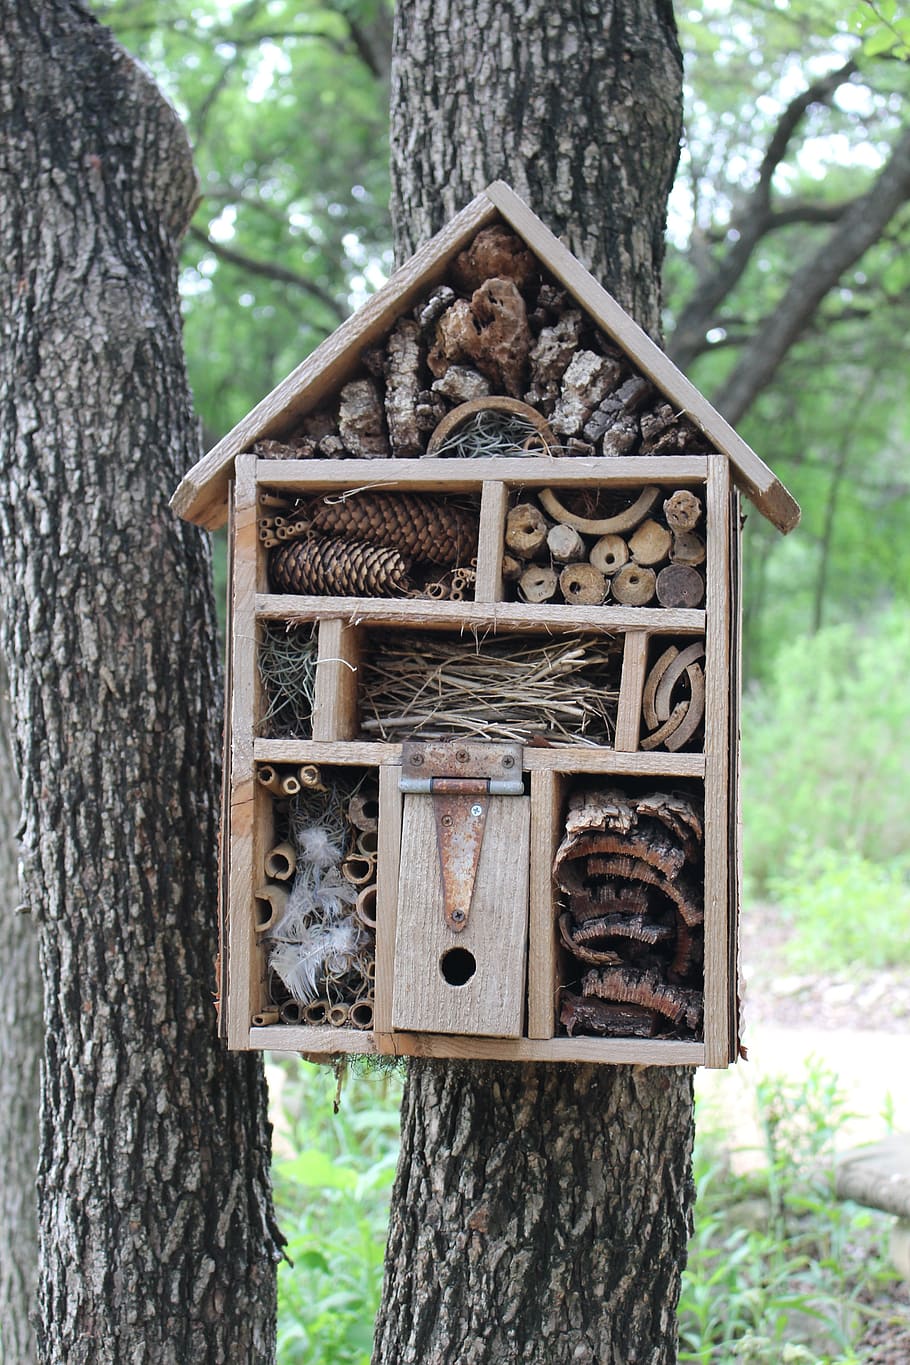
[
  {"x1": 475, "y1": 481, "x2": 509, "y2": 603},
  {"x1": 373, "y1": 764, "x2": 402, "y2": 1035},
  {"x1": 380, "y1": 1034, "x2": 705, "y2": 1065},
  {"x1": 484, "y1": 181, "x2": 800, "y2": 535},
  {"x1": 729, "y1": 492, "x2": 744, "y2": 1062},
  {"x1": 522, "y1": 747, "x2": 705, "y2": 777},
  {"x1": 614, "y1": 630, "x2": 650, "y2": 751},
  {"x1": 170, "y1": 191, "x2": 501, "y2": 529},
  {"x1": 252, "y1": 737, "x2": 705, "y2": 778},
  {"x1": 255, "y1": 454, "x2": 709, "y2": 493},
  {"x1": 216, "y1": 484, "x2": 236, "y2": 1040},
  {"x1": 703, "y1": 455, "x2": 731, "y2": 1067},
  {"x1": 528, "y1": 770, "x2": 562, "y2": 1039},
  {"x1": 257, "y1": 594, "x2": 706, "y2": 636},
  {"x1": 311, "y1": 619, "x2": 361, "y2": 741},
  {"x1": 226, "y1": 454, "x2": 261, "y2": 1048},
  {"x1": 247, "y1": 1027, "x2": 705, "y2": 1065},
  {"x1": 392, "y1": 794, "x2": 530, "y2": 1036},
  {"x1": 249, "y1": 1026, "x2": 378, "y2": 1054},
  {"x1": 254, "y1": 738, "x2": 400, "y2": 766}
]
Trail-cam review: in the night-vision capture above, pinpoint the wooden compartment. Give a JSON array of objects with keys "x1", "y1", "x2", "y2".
[{"x1": 183, "y1": 185, "x2": 799, "y2": 1070}]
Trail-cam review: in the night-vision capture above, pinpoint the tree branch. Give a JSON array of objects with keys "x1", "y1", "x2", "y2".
[
  {"x1": 669, "y1": 58, "x2": 857, "y2": 370},
  {"x1": 186, "y1": 226, "x2": 348, "y2": 321},
  {"x1": 713, "y1": 121, "x2": 910, "y2": 424}
]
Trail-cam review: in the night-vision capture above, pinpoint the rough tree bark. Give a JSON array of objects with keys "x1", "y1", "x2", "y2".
[
  {"x1": 0, "y1": 659, "x2": 41, "y2": 1365},
  {"x1": 0, "y1": 6, "x2": 281, "y2": 1361},
  {"x1": 374, "y1": 4, "x2": 694, "y2": 1363}
]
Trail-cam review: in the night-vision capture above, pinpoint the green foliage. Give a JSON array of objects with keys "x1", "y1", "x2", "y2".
[
  {"x1": 271, "y1": 1059, "x2": 402, "y2": 1364},
  {"x1": 679, "y1": 1064, "x2": 897, "y2": 1362},
  {"x1": 94, "y1": 0, "x2": 392, "y2": 441},
  {"x1": 742, "y1": 608, "x2": 910, "y2": 891},
  {"x1": 771, "y1": 848, "x2": 910, "y2": 971},
  {"x1": 850, "y1": 1, "x2": 910, "y2": 59}
]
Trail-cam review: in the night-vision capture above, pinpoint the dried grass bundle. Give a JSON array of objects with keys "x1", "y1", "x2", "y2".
[
  {"x1": 432, "y1": 409, "x2": 556, "y2": 458},
  {"x1": 359, "y1": 633, "x2": 621, "y2": 745},
  {"x1": 258, "y1": 623, "x2": 317, "y2": 737}
]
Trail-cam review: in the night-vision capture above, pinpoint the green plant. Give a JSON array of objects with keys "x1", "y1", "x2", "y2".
[
  {"x1": 742, "y1": 609, "x2": 910, "y2": 893},
  {"x1": 271, "y1": 1058, "x2": 403, "y2": 1365},
  {"x1": 770, "y1": 847, "x2": 910, "y2": 971},
  {"x1": 679, "y1": 1062, "x2": 898, "y2": 1362}
]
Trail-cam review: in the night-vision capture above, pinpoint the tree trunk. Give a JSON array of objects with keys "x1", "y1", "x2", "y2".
[
  {"x1": 0, "y1": 7, "x2": 281, "y2": 1362},
  {"x1": 0, "y1": 655, "x2": 41, "y2": 1364},
  {"x1": 375, "y1": 4, "x2": 693, "y2": 1363}
]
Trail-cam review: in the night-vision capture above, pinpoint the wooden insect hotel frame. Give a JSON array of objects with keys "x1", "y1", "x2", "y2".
[{"x1": 173, "y1": 182, "x2": 799, "y2": 1068}]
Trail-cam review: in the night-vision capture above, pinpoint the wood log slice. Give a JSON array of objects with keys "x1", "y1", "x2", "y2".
[
  {"x1": 611, "y1": 563, "x2": 657, "y2": 606},
  {"x1": 589, "y1": 534, "x2": 629, "y2": 575},
  {"x1": 546, "y1": 523, "x2": 587, "y2": 563},
  {"x1": 655, "y1": 564, "x2": 705, "y2": 608},
  {"x1": 518, "y1": 565, "x2": 558, "y2": 603},
  {"x1": 559, "y1": 561, "x2": 608, "y2": 606},
  {"x1": 628, "y1": 518, "x2": 672, "y2": 566},
  {"x1": 501, "y1": 552, "x2": 523, "y2": 583},
  {"x1": 663, "y1": 489, "x2": 702, "y2": 532},
  {"x1": 505, "y1": 502, "x2": 550, "y2": 558},
  {"x1": 669, "y1": 531, "x2": 706, "y2": 566}
]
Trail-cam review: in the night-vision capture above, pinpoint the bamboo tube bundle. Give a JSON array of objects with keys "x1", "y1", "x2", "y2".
[{"x1": 359, "y1": 632, "x2": 621, "y2": 745}]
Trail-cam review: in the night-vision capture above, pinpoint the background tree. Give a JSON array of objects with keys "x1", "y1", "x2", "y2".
[
  {"x1": 370, "y1": 3, "x2": 694, "y2": 1360},
  {"x1": 0, "y1": 4, "x2": 280, "y2": 1358}
]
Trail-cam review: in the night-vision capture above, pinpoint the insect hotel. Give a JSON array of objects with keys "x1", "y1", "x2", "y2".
[{"x1": 172, "y1": 182, "x2": 799, "y2": 1068}]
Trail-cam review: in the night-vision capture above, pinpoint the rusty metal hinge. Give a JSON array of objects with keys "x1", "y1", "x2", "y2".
[{"x1": 399, "y1": 741, "x2": 523, "y2": 933}]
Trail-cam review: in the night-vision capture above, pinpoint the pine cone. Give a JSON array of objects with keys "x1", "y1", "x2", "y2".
[
  {"x1": 271, "y1": 534, "x2": 411, "y2": 597},
  {"x1": 305, "y1": 491, "x2": 477, "y2": 566}
]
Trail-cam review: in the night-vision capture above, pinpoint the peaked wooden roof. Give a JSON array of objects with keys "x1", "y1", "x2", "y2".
[{"x1": 171, "y1": 181, "x2": 799, "y2": 534}]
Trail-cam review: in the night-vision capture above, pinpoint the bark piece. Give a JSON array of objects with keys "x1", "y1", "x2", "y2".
[
  {"x1": 663, "y1": 489, "x2": 703, "y2": 532},
  {"x1": 583, "y1": 374, "x2": 651, "y2": 442},
  {"x1": 318, "y1": 433, "x2": 347, "y2": 458},
  {"x1": 560, "y1": 912, "x2": 674, "y2": 959},
  {"x1": 551, "y1": 351, "x2": 623, "y2": 436},
  {"x1": 560, "y1": 993, "x2": 659, "y2": 1038},
  {"x1": 546, "y1": 523, "x2": 587, "y2": 562},
  {"x1": 611, "y1": 563, "x2": 656, "y2": 605},
  {"x1": 430, "y1": 364, "x2": 492, "y2": 402},
  {"x1": 655, "y1": 564, "x2": 705, "y2": 608},
  {"x1": 600, "y1": 415, "x2": 640, "y2": 455},
  {"x1": 639, "y1": 701, "x2": 690, "y2": 751},
  {"x1": 518, "y1": 565, "x2": 558, "y2": 603},
  {"x1": 505, "y1": 502, "x2": 550, "y2": 558},
  {"x1": 524, "y1": 309, "x2": 583, "y2": 410},
  {"x1": 429, "y1": 279, "x2": 532, "y2": 397},
  {"x1": 415, "y1": 284, "x2": 456, "y2": 331},
  {"x1": 582, "y1": 966, "x2": 703, "y2": 1032},
  {"x1": 385, "y1": 319, "x2": 424, "y2": 456},
  {"x1": 501, "y1": 553, "x2": 523, "y2": 582},
  {"x1": 628, "y1": 518, "x2": 672, "y2": 566},
  {"x1": 653, "y1": 642, "x2": 706, "y2": 720},
  {"x1": 559, "y1": 561, "x2": 608, "y2": 606},
  {"x1": 414, "y1": 390, "x2": 448, "y2": 431},
  {"x1": 450, "y1": 224, "x2": 537, "y2": 293},
  {"x1": 301, "y1": 408, "x2": 338, "y2": 442},
  {"x1": 670, "y1": 531, "x2": 706, "y2": 566},
  {"x1": 338, "y1": 377, "x2": 390, "y2": 458},
  {"x1": 253, "y1": 436, "x2": 318, "y2": 460},
  {"x1": 589, "y1": 534, "x2": 629, "y2": 575}
]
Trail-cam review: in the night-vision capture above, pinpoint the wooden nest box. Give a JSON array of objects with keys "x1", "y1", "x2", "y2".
[{"x1": 172, "y1": 182, "x2": 798, "y2": 1068}]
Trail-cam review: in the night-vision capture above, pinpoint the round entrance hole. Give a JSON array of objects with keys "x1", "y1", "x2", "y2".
[{"x1": 439, "y1": 947, "x2": 477, "y2": 986}]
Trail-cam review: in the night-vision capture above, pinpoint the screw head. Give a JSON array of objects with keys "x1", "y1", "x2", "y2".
[
  {"x1": 455, "y1": 748, "x2": 469, "y2": 763},
  {"x1": 410, "y1": 752, "x2": 424, "y2": 765},
  {"x1": 441, "y1": 813, "x2": 453, "y2": 827},
  {"x1": 452, "y1": 910, "x2": 465, "y2": 923},
  {"x1": 470, "y1": 804, "x2": 483, "y2": 817},
  {"x1": 501, "y1": 754, "x2": 515, "y2": 768}
]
